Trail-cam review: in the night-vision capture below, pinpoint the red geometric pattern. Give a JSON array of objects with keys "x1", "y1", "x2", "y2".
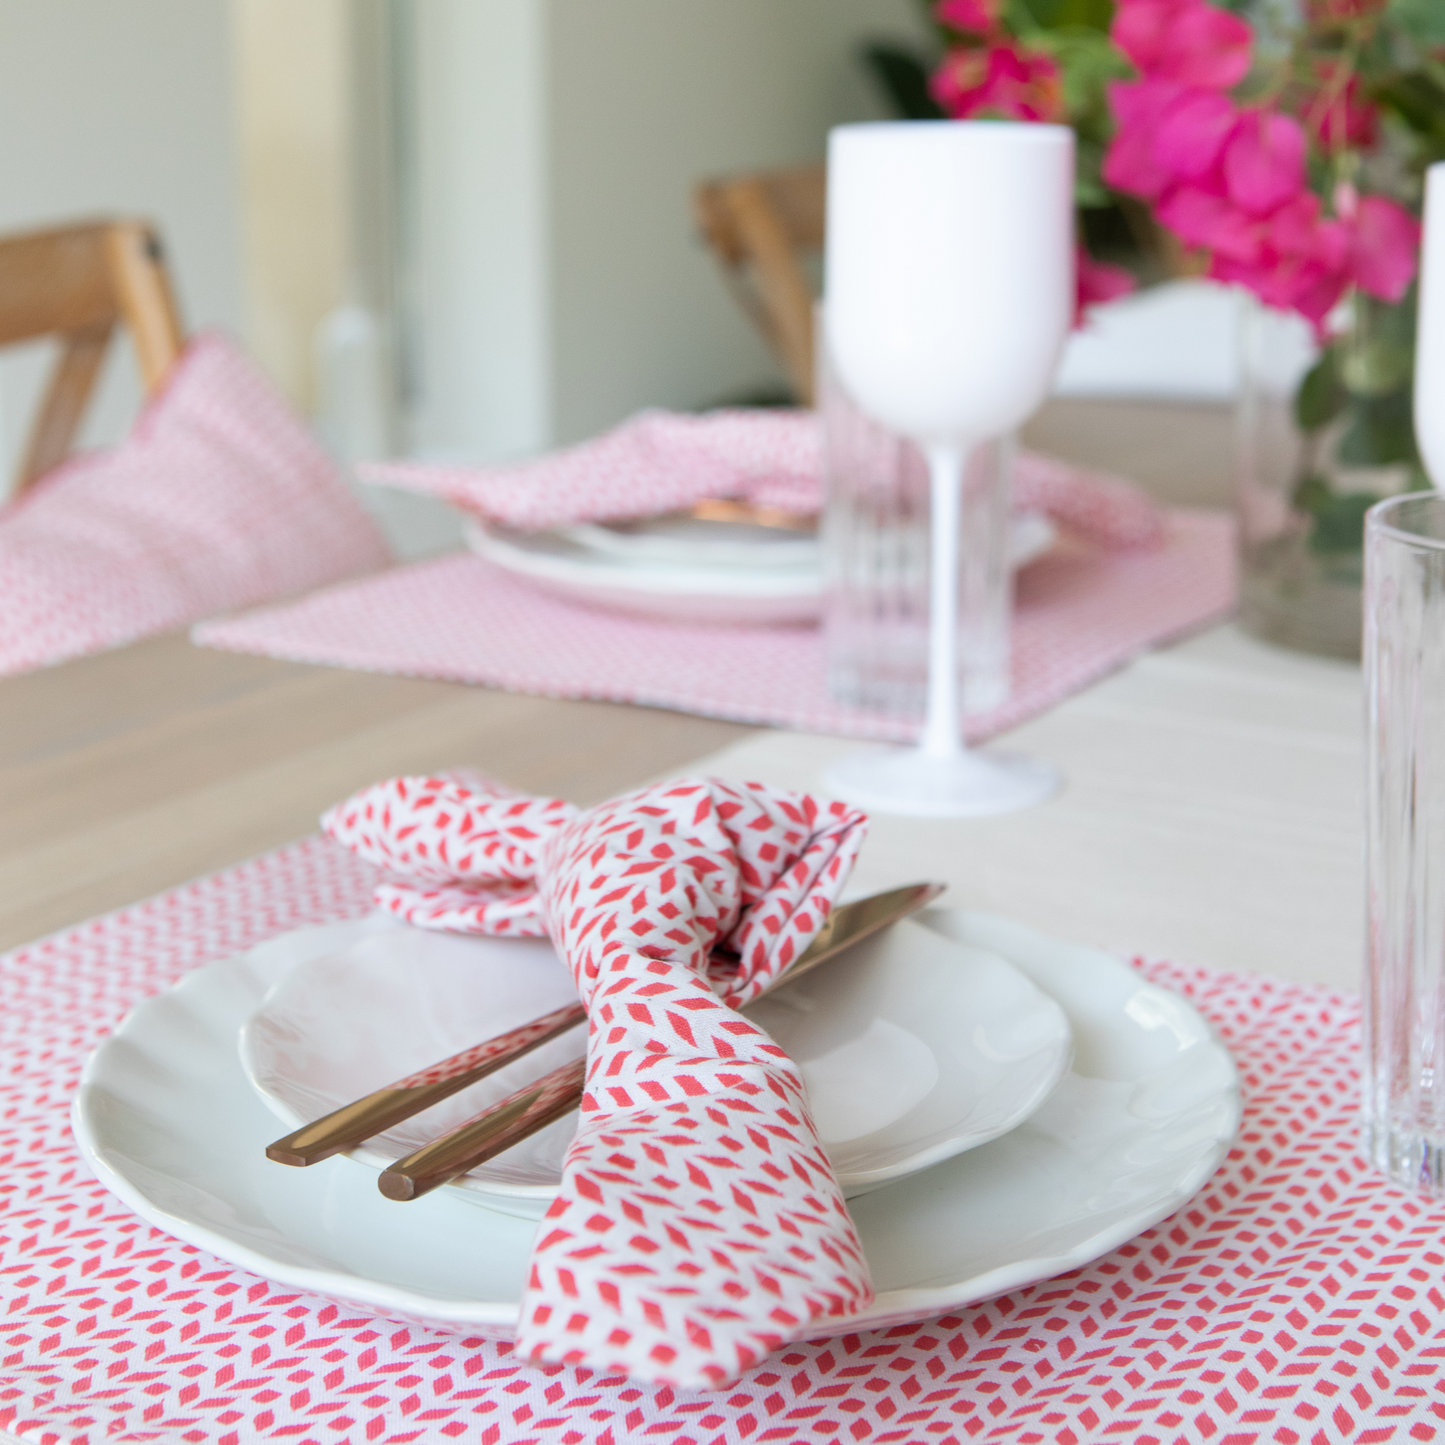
[
  {"x1": 0, "y1": 332, "x2": 390, "y2": 677},
  {"x1": 6, "y1": 840, "x2": 1443, "y2": 1443},
  {"x1": 357, "y1": 408, "x2": 1164, "y2": 550},
  {"x1": 325, "y1": 773, "x2": 873, "y2": 1387},
  {"x1": 523, "y1": 780, "x2": 870, "y2": 1387},
  {"x1": 193, "y1": 511, "x2": 1235, "y2": 748},
  {"x1": 322, "y1": 771, "x2": 578, "y2": 935}
]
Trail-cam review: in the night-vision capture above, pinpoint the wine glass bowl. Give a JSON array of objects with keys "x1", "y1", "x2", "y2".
[{"x1": 825, "y1": 122, "x2": 1074, "y2": 446}]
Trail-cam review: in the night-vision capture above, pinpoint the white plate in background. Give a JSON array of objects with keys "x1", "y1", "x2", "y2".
[{"x1": 461, "y1": 512, "x2": 1057, "y2": 626}]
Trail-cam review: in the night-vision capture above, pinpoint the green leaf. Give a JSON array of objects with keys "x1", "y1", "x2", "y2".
[
  {"x1": 1291, "y1": 472, "x2": 1333, "y2": 515},
  {"x1": 860, "y1": 44, "x2": 946, "y2": 121},
  {"x1": 1336, "y1": 390, "x2": 1419, "y2": 466},
  {"x1": 1307, "y1": 493, "x2": 1380, "y2": 555},
  {"x1": 1388, "y1": 0, "x2": 1445, "y2": 47},
  {"x1": 1295, "y1": 353, "x2": 1347, "y2": 432},
  {"x1": 1374, "y1": 71, "x2": 1445, "y2": 146},
  {"x1": 1031, "y1": 25, "x2": 1133, "y2": 133},
  {"x1": 1340, "y1": 336, "x2": 1414, "y2": 397}
]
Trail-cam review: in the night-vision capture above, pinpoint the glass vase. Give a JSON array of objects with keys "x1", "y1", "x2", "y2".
[{"x1": 1237, "y1": 289, "x2": 1423, "y2": 660}]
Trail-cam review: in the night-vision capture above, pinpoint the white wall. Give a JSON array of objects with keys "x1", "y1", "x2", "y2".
[
  {"x1": 406, "y1": 0, "x2": 930, "y2": 463},
  {"x1": 546, "y1": 0, "x2": 926, "y2": 444},
  {"x1": 0, "y1": 0, "x2": 243, "y2": 496}
]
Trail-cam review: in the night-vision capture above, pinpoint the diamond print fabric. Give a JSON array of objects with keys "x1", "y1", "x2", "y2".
[
  {"x1": 326, "y1": 774, "x2": 873, "y2": 1387},
  {"x1": 193, "y1": 511, "x2": 1236, "y2": 748},
  {"x1": 7, "y1": 839, "x2": 1445, "y2": 1441}
]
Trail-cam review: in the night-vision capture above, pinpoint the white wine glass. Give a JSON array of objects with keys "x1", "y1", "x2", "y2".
[{"x1": 823, "y1": 120, "x2": 1075, "y2": 817}]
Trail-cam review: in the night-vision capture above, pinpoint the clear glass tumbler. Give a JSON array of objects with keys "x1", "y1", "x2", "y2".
[
  {"x1": 820, "y1": 333, "x2": 1013, "y2": 723},
  {"x1": 1363, "y1": 490, "x2": 1445, "y2": 1195}
]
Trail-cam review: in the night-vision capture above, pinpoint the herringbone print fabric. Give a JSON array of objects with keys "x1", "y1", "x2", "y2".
[
  {"x1": 6, "y1": 838, "x2": 1441, "y2": 1442},
  {"x1": 358, "y1": 409, "x2": 1163, "y2": 550},
  {"x1": 195, "y1": 511, "x2": 1235, "y2": 745},
  {"x1": 325, "y1": 775, "x2": 873, "y2": 1387},
  {"x1": 0, "y1": 332, "x2": 390, "y2": 677}
]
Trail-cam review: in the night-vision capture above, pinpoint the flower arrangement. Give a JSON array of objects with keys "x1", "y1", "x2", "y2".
[
  {"x1": 860, "y1": 0, "x2": 1445, "y2": 623},
  {"x1": 925, "y1": 0, "x2": 1445, "y2": 327}
]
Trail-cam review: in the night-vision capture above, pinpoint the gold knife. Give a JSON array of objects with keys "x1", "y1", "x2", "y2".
[{"x1": 375, "y1": 880, "x2": 946, "y2": 1201}]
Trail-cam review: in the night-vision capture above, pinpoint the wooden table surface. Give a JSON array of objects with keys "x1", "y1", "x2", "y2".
[{"x1": 0, "y1": 631, "x2": 755, "y2": 951}]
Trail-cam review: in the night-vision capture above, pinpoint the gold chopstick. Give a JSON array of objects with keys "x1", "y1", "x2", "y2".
[
  {"x1": 377, "y1": 1058, "x2": 588, "y2": 1200},
  {"x1": 376, "y1": 881, "x2": 946, "y2": 1201},
  {"x1": 265, "y1": 1000, "x2": 586, "y2": 1166}
]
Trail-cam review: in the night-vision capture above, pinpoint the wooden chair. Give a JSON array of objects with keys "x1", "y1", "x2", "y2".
[
  {"x1": 0, "y1": 219, "x2": 185, "y2": 495},
  {"x1": 694, "y1": 163, "x2": 825, "y2": 405}
]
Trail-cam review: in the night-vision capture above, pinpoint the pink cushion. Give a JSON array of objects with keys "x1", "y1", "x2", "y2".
[{"x1": 0, "y1": 331, "x2": 392, "y2": 676}]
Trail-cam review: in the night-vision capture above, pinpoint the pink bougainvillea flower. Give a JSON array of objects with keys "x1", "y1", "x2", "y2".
[
  {"x1": 1075, "y1": 247, "x2": 1136, "y2": 325},
  {"x1": 1111, "y1": 0, "x2": 1252, "y2": 90},
  {"x1": 1223, "y1": 110, "x2": 1308, "y2": 217},
  {"x1": 930, "y1": 40, "x2": 1064, "y2": 123},
  {"x1": 1350, "y1": 195, "x2": 1420, "y2": 302},
  {"x1": 935, "y1": 0, "x2": 1000, "y2": 34},
  {"x1": 1153, "y1": 88, "x2": 1239, "y2": 180},
  {"x1": 1302, "y1": 63, "x2": 1379, "y2": 153},
  {"x1": 1101, "y1": 77, "x2": 1187, "y2": 199},
  {"x1": 1156, "y1": 185, "x2": 1262, "y2": 262}
]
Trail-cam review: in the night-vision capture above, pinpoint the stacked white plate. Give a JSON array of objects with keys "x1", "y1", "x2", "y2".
[
  {"x1": 73, "y1": 906, "x2": 1240, "y2": 1339},
  {"x1": 462, "y1": 511, "x2": 1058, "y2": 625}
]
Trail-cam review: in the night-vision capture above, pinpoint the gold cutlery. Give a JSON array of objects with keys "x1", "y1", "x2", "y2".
[
  {"x1": 374, "y1": 880, "x2": 945, "y2": 1201},
  {"x1": 265, "y1": 1000, "x2": 588, "y2": 1167}
]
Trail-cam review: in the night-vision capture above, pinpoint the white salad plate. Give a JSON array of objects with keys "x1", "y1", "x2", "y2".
[
  {"x1": 237, "y1": 916, "x2": 1074, "y2": 1216},
  {"x1": 463, "y1": 512, "x2": 1057, "y2": 627},
  {"x1": 72, "y1": 909, "x2": 1240, "y2": 1340},
  {"x1": 557, "y1": 514, "x2": 821, "y2": 571}
]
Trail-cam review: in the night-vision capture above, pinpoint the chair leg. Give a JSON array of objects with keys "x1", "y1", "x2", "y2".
[
  {"x1": 16, "y1": 323, "x2": 114, "y2": 493},
  {"x1": 106, "y1": 222, "x2": 184, "y2": 391}
]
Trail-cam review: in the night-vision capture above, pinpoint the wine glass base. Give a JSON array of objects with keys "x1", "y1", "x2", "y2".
[{"x1": 824, "y1": 744, "x2": 1059, "y2": 818}]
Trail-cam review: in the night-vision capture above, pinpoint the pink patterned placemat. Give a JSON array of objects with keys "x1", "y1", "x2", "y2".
[
  {"x1": 5, "y1": 835, "x2": 1443, "y2": 1444},
  {"x1": 192, "y1": 511, "x2": 1235, "y2": 744}
]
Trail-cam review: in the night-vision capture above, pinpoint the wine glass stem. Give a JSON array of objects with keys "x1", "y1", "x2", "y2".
[{"x1": 921, "y1": 444, "x2": 971, "y2": 761}]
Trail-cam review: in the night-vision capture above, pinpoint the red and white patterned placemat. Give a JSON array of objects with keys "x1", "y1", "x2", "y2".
[
  {"x1": 4, "y1": 834, "x2": 1442, "y2": 1444},
  {"x1": 192, "y1": 511, "x2": 1234, "y2": 744}
]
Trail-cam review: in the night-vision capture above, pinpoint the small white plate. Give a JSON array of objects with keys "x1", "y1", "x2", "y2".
[
  {"x1": 237, "y1": 917, "x2": 1074, "y2": 1216},
  {"x1": 72, "y1": 909, "x2": 1239, "y2": 1341},
  {"x1": 558, "y1": 514, "x2": 820, "y2": 571},
  {"x1": 462, "y1": 512, "x2": 1057, "y2": 627}
]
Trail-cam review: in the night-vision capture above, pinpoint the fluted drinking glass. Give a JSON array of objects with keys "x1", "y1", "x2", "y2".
[{"x1": 1363, "y1": 491, "x2": 1445, "y2": 1195}]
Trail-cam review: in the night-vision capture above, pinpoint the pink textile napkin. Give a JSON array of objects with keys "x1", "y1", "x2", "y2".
[
  {"x1": 0, "y1": 332, "x2": 390, "y2": 677},
  {"x1": 359, "y1": 408, "x2": 1164, "y2": 550},
  {"x1": 323, "y1": 772, "x2": 873, "y2": 1388}
]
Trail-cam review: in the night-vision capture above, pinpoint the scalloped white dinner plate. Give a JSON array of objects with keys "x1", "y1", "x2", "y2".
[
  {"x1": 236, "y1": 916, "x2": 1074, "y2": 1216},
  {"x1": 72, "y1": 909, "x2": 1239, "y2": 1339}
]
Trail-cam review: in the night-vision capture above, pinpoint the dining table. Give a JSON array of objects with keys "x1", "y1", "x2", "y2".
[{"x1": 0, "y1": 396, "x2": 1416, "y2": 1445}]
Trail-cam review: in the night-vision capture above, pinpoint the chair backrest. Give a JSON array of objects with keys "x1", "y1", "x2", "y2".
[
  {"x1": 694, "y1": 164, "x2": 825, "y2": 405},
  {"x1": 0, "y1": 219, "x2": 185, "y2": 495}
]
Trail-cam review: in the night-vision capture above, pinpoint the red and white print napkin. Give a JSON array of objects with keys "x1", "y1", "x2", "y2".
[
  {"x1": 359, "y1": 408, "x2": 1163, "y2": 550},
  {"x1": 323, "y1": 772, "x2": 873, "y2": 1388}
]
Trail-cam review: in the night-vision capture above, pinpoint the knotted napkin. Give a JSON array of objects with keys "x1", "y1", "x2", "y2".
[
  {"x1": 360, "y1": 406, "x2": 1164, "y2": 550},
  {"x1": 323, "y1": 772, "x2": 873, "y2": 1387}
]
